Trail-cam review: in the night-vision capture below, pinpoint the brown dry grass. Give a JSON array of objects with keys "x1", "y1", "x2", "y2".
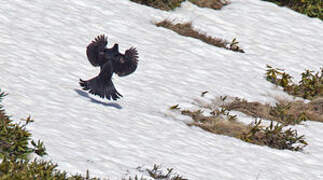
[
  {"x1": 130, "y1": 0, "x2": 230, "y2": 11},
  {"x1": 190, "y1": 0, "x2": 230, "y2": 10},
  {"x1": 222, "y1": 97, "x2": 323, "y2": 125},
  {"x1": 155, "y1": 20, "x2": 245, "y2": 53},
  {"x1": 181, "y1": 109, "x2": 249, "y2": 137},
  {"x1": 130, "y1": 0, "x2": 185, "y2": 11}
]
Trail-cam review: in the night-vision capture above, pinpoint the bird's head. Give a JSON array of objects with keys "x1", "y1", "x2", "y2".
[
  {"x1": 112, "y1": 43, "x2": 119, "y2": 52},
  {"x1": 104, "y1": 43, "x2": 120, "y2": 59}
]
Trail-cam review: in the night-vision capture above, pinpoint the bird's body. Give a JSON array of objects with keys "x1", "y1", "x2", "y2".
[{"x1": 80, "y1": 35, "x2": 138, "y2": 100}]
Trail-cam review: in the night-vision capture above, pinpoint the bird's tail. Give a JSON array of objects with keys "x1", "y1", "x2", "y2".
[{"x1": 79, "y1": 77, "x2": 122, "y2": 100}]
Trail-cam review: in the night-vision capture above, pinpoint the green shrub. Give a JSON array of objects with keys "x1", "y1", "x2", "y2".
[
  {"x1": 0, "y1": 157, "x2": 99, "y2": 180},
  {"x1": 262, "y1": 0, "x2": 323, "y2": 20},
  {"x1": 0, "y1": 90, "x2": 47, "y2": 160},
  {"x1": 266, "y1": 65, "x2": 323, "y2": 100},
  {"x1": 240, "y1": 119, "x2": 307, "y2": 151},
  {"x1": 0, "y1": 89, "x2": 99, "y2": 179}
]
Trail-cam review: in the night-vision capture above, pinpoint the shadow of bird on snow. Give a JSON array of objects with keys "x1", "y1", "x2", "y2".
[{"x1": 74, "y1": 89, "x2": 122, "y2": 109}]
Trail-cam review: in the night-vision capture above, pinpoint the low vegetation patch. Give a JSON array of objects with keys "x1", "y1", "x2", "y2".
[
  {"x1": 240, "y1": 119, "x2": 307, "y2": 151},
  {"x1": 266, "y1": 65, "x2": 323, "y2": 100},
  {"x1": 0, "y1": 157, "x2": 99, "y2": 180},
  {"x1": 170, "y1": 101, "x2": 307, "y2": 151},
  {"x1": 188, "y1": 0, "x2": 230, "y2": 10},
  {"x1": 155, "y1": 20, "x2": 245, "y2": 53},
  {"x1": 130, "y1": 0, "x2": 185, "y2": 11},
  {"x1": 222, "y1": 96, "x2": 323, "y2": 125},
  {"x1": 179, "y1": 106, "x2": 248, "y2": 137},
  {"x1": 0, "y1": 91, "x2": 46, "y2": 160},
  {"x1": 262, "y1": 0, "x2": 322, "y2": 20},
  {"x1": 130, "y1": 0, "x2": 230, "y2": 11},
  {"x1": 221, "y1": 66, "x2": 323, "y2": 125}
]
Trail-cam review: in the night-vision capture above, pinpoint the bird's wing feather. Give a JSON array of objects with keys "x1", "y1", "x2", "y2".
[
  {"x1": 86, "y1": 34, "x2": 108, "y2": 67},
  {"x1": 114, "y1": 47, "x2": 139, "y2": 77}
]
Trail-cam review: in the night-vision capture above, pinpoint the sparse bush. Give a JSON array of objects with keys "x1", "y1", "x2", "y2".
[
  {"x1": 262, "y1": 0, "x2": 322, "y2": 20},
  {"x1": 266, "y1": 65, "x2": 323, "y2": 100},
  {"x1": 123, "y1": 164, "x2": 188, "y2": 180},
  {"x1": 155, "y1": 20, "x2": 245, "y2": 53}
]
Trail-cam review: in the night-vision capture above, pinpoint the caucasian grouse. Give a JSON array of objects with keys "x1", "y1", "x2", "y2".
[{"x1": 80, "y1": 34, "x2": 138, "y2": 100}]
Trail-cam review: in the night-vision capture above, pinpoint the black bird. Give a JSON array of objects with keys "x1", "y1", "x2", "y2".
[{"x1": 80, "y1": 34, "x2": 138, "y2": 100}]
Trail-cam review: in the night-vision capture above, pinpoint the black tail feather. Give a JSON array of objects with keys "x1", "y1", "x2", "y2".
[{"x1": 79, "y1": 77, "x2": 122, "y2": 101}]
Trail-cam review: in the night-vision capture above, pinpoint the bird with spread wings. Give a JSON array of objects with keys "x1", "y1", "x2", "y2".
[{"x1": 80, "y1": 34, "x2": 138, "y2": 100}]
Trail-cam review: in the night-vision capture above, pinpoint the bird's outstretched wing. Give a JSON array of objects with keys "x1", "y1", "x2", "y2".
[
  {"x1": 114, "y1": 47, "x2": 139, "y2": 77},
  {"x1": 80, "y1": 61, "x2": 122, "y2": 100},
  {"x1": 86, "y1": 34, "x2": 108, "y2": 67}
]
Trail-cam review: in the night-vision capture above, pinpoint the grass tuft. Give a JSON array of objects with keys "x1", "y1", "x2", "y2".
[{"x1": 155, "y1": 20, "x2": 245, "y2": 53}]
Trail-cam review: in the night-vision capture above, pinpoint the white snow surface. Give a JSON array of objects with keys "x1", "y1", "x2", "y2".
[{"x1": 1, "y1": 0, "x2": 323, "y2": 179}]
